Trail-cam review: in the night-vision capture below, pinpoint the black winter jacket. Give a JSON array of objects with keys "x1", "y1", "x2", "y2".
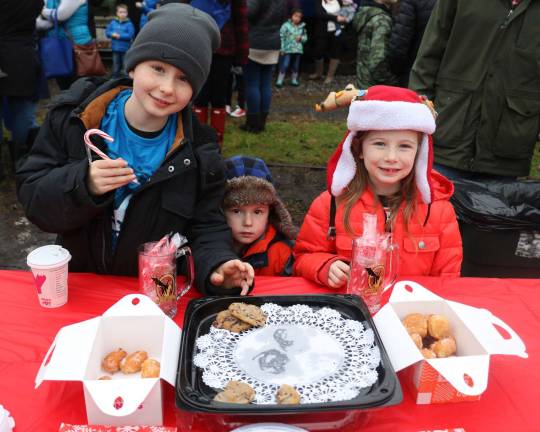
[
  {"x1": 0, "y1": 0, "x2": 42, "y2": 98},
  {"x1": 388, "y1": 0, "x2": 436, "y2": 87},
  {"x1": 311, "y1": 0, "x2": 341, "y2": 40},
  {"x1": 247, "y1": 0, "x2": 287, "y2": 50},
  {"x1": 16, "y1": 77, "x2": 241, "y2": 296}
]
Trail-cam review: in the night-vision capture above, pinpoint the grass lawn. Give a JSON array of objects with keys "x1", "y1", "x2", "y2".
[
  {"x1": 224, "y1": 116, "x2": 540, "y2": 179},
  {"x1": 223, "y1": 118, "x2": 345, "y2": 166}
]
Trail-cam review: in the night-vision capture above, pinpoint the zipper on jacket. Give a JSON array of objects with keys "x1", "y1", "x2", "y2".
[
  {"x1": 500, "y1": 8, "x2": 514, "y2": 29},
  {"x1": 101, "y1": 227, "x2": 108, "y2": 272}
]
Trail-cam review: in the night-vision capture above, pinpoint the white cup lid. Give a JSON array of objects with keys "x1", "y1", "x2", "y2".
[
  {"x1": 27, "y1": 245, "x2": 72, "y2": 269},
  {"x1": 0, "y1": 405, "x2": 14, "y2": 432}
]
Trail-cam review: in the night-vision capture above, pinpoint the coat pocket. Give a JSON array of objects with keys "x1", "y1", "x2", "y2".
[
  {"x1": 492, "y1": 96, "x2": 540, "y2": 159},
  {"x1": 433, "y1": 87, "x2": 473, "y2": 148},
  {"x1": 402, "y1": 235, "x2": 440, "y2": 254},
  {"x1": 161, "y1": 177, "x2": 196, "y2": 219}
]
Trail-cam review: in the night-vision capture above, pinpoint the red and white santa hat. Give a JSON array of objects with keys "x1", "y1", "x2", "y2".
[{"x1": 326, "y1": 85, "x2": 437, "y2": 204}]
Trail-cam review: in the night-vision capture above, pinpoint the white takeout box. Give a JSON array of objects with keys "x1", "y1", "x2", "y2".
[
  {"x1": 35, "y1": 294, "x2": 181, "y2": 425},
  {"x1": 374, "y1": 280, "x2": 528, "y2": 404}
]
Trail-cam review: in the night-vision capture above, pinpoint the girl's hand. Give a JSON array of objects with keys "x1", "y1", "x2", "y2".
[
  {"x1": 328, "y1": 260, "x2": 350, "y2": 288},
  {"x1": 86, "y1": 159, "x2": 136, "y2": 196},
  {"x1": 210, "y1": 260, "x2": 254, "y2": 295}
]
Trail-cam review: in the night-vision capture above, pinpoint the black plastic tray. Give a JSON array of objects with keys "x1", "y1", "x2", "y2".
[{"x1": 175, "y1": 294, "x2": 402, "y2": 414}]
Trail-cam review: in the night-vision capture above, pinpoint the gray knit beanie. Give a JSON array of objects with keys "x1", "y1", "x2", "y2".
[{"x1": 124, "y1": 3, "x2": 221, "y2": 97}]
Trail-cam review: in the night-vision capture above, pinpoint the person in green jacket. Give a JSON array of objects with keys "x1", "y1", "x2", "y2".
[
  {"x1": 352, "y1": 0, "x2": 398, "y2": 89},
  {"x1": 409, "y1": 0, "x2": 540, "y2": 180}
]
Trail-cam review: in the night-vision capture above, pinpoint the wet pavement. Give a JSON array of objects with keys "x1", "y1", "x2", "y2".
[{"x1": 0, "y1": 174, "x2": 55, "y2": 270}]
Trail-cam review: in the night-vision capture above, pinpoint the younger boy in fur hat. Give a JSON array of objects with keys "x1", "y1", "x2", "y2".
[
  {"x1": 17, "y1": 4, "x2": 254, "y2": 295},
  {"x1": 223, "y1": 156, "x2": 298, "y2": 276}
]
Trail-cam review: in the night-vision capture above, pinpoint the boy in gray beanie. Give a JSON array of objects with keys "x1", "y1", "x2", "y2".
[
  {"x1": 17, "y1": 3, "x2": 255, "y2": 296},
  {"x1": 125, "y1": 3, "x2": 220, "y2": 97}
]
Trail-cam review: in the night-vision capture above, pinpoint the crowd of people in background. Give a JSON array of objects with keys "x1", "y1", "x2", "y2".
[{"x1": 2, "y1": 0, "x2": 539, "y2": 180}]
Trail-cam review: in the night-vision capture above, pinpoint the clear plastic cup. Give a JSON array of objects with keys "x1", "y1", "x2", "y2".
[
  {"x1": 138, "y1": 241, "x2": 193, "y2": 318},
  {"x1": 26, "y1": 245, "x2": 71, "y2": 308}
]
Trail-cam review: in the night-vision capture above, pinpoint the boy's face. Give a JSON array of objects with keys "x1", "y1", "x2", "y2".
[
  {"x1": 128, "y1": 60, "x2": 193, "y2": 122},
  {"x1": 291, "y1": 12, "x2": 303, "y2": 25},
  {"x1": 225, "y1": 204, "x2": 270, "y2": 246},
  {"x1": 117, "y1": 7, "x2": 128, "y2": 19}
]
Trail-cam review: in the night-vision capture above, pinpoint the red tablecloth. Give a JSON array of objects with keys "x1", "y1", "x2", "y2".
[{"x1": 1, "y1": 270, "x2": 539, "y2": 431}]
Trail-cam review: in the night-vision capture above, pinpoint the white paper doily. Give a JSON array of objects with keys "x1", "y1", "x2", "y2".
[{"x1": 193, "y1": 303, "x2": 381, "y2": 404}]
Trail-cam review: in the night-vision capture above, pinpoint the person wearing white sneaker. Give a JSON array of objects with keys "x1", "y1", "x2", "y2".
[{"x1": 230, "y1": 106, "x2": 246, "y2": 118}]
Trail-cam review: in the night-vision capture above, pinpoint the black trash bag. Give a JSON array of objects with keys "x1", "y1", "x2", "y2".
[{"x1": 451, "y1": 179, "x2": 540, "y2": 231}]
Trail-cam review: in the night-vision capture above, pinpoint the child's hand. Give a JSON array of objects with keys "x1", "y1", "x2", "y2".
[
  {"x1": 210, "y1": 259, "x2": 254, "y2": 295},
  {"x1": 135, "y1": 1, "x2": 143, "y2": 8},
  {"x1": 86, "y1": 159, "x2": 136, "y2": 196},
  {"x1": 328, "y1": 260, "x2": 350, "y2": 288},
  {"x1": 112, "y1": 32, "x2": 120, "y2": 39}
]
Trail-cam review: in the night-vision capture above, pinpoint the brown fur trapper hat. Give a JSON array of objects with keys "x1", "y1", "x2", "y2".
[{"x1": 223, "y1": 176, "x2": 298, "y2": 240}]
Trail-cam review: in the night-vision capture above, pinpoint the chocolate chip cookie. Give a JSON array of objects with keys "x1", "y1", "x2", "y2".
[
  {"x1": 213, "y1": 310, "x2": 253, "y2": 333},
  {"x1": 228, "y1": 302, "x2": 267, "y2": 327},
  {"x1": 276, "y1": 384, "x2": 301, "y2": 404},
  {"x1": 214, "y1": 380, "x2": 256, "y2": 404}
]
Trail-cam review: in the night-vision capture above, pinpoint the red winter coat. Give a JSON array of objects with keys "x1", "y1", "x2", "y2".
[
  {"x1": 243, "y1": 224, "x2": 294, "y2": 276},
  {"x1": 293, "y1": 171, "x2": 462, "y2": 286}
]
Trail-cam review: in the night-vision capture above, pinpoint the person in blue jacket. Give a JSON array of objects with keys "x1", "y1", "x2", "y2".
[
  {"x1": 106, "y1": 4, "x2": 136, "y2": 78},
  {"x1": 136, "y1": 0, "x2": 159, "y2": 29}
]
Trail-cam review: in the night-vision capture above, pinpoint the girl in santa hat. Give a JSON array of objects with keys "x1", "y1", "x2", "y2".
[{"x1": 294, "y1": 85, "x2": 462, "y2": 288}]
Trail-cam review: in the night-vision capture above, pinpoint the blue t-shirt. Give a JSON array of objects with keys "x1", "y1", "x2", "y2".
[{"x1": 100, "y1": 89, "x2": 177, "y2": 248}]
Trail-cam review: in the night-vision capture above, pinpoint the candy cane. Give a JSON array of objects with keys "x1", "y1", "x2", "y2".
[
  {"x1": 84, "y1": 128, "x2": 113, "y2": 162},
  {"x1": 84, "y1": 128, "x2": 139, "y2": 185}
]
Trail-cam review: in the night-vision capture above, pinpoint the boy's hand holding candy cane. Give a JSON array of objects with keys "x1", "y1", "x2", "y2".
[{"x1": 84, "y1": 129, "x2": 138, "y2": 196}]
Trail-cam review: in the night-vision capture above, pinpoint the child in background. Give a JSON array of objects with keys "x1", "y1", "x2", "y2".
[
  {"x1": 294, "y1": 85, "x2": 462, "y2": 288},
  {"x1": 105, "y1": 4, "x2": 135, "y2": 79},
  {"x1": 223, "y1": 156, "x2": 298, "y2": 276},
  {"x1": 136, "y1": 0, "x2": 158, "y2": 29},
  {"x1": 335, "y1": 0, "x2": 357, "y2": 37},
  {"x1": 17, "y1": 4, "x2": 254, "y2": 296},
  {"x1": 276, "y1": 8, "x2": 307, "y2": 88},
  {"x1": 352, "y1": 0, "x2": 398, "y2": 88}
]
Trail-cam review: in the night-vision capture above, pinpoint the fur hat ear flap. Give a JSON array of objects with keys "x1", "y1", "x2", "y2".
[
  {"x1": 326, "y1": 131, "x2": 349, "y2": 195},
  {"x1": 270, "y1": 197, "x2": 298, "y2": 240}
]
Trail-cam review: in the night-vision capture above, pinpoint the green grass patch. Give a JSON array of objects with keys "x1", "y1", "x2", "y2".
[
  {"x1": 225, "y1": 118, "x2": 540, "y2": 179},
  {"x1": 530, "y1": 141, "x2": 540, "y2": 179},
  {"x1": 223, "y1": 118, "x2": 345, "y2": 166}
]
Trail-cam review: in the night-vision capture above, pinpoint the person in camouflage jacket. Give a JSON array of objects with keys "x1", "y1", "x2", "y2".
[{"x1": 352, "y1": 0, "x2": 398, "y2": 89}]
